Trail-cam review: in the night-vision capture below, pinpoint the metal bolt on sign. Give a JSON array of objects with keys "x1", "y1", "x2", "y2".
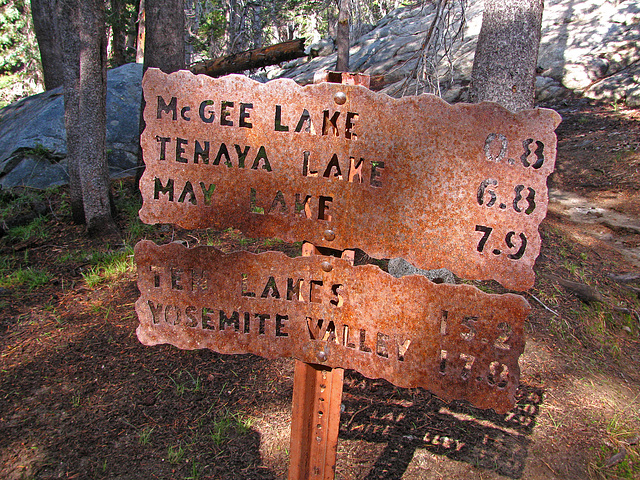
[{"x1": 134, "y1": 67, "x2": 559, "y2": 479}]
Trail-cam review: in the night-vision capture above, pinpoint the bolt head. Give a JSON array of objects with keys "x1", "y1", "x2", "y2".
[
  {"x1": 317, "y1": 351, "x2": 327, "y2": 362},
  {"x1": 323, "y1": 229, "x2": 336, "y2": 242},
  {"x1": 334, "y1": 91, "x2": 347, "y2": 105},
  {"x1": 321, "y1": 261, "x2": 333, "y2": 272}
]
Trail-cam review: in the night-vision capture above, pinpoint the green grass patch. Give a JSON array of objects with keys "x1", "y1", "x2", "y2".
[
  {"x1": 167, "y1": 444, "x2": 185, "y2": 464},
  {"x1": 0, "y1": 266, "x2": 52, "y2": 290},
  {"x1": 125, "y1": 219, "x2": 156, "y2": 243},
  {"x1": 82, "y1": 246, "x2": 135, "y2": 287},
  {"x1": 113, "y1": 187, "x2": 156, "y2": 242},
  {"x1": 0, "y1": 251, "x2": 51, "y2": 290},
  {"x1": 209, "y1": 411, "x2": 254, "y2": 446},
  {"x1": 138, "y1": 426, "x2": 154, "y2": 446},
  {"x1": 0, "y1": 186, "x2": 57, "y2": 218},
  {"x1": 54, "y1": 251, "x2": 85, "y2": 264},
  {"x1": 168, "y1": 370, "x2": 203, "y2": 396},
  {"x1": 262, "y1": 237, "x2": 283, "y2": 248},
  {"x1": 591, "y1": 435, "x2": 640, "y2": 479},
  {"x1": 6, "y1": 215, "x2": 50, "y2": 242},
  {"x1": 185, "y1": 460, "x2": 203, "y2": 480}
]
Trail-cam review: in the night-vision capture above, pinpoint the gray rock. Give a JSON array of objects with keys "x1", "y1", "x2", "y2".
[
  {"x1": 586, "y1": 62, "x2": 640, "y2": 103},
  {"x1": 388, "y1": 258, "x2": 456, "y2": 284},
  {"x1": 535, "y1": 75, "x2": 568, "y2": 102},
  {"x1": 0, "y1": 156, "x2": 68, "y2": 189},
  {"x1": 306, "y1": 38, "x2": 334, "y2": 57},
  {"x1": 0, "y1": 89, "x2": 66, "y2": 175},
  {"x1": 278, "y1": 0, "x2": 639, "y2": 106},
  {"x1": 627, "y1": 84, "x2": 640, "y2": 108},
  {"x1": 0, "y1": 62, "x2": 143, "y2": 189}
]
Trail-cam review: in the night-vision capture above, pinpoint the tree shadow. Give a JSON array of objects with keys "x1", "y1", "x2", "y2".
[
  {"x1": 340, "y1": 371, "x2": 543, "y2": 479},
  {"x1": 0, "y1": 284, "x2": 284, "y2": 480}
]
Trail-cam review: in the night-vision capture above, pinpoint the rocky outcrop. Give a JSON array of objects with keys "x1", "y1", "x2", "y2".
[
  {"x1": 0, "y1": 63, "x2": 142, "y2": 189},
  {"x1": 273, "y1": 0, "x2": 640, "y2": 106}
]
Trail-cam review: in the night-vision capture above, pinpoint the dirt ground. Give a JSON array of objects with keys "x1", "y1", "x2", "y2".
[{"x1": 1, "y1": 97, "x2": 639, "y2": 480}]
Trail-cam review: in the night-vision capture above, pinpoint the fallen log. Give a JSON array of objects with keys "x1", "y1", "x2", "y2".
[
  {"x1": 548, "y1": 275, "x2": 606, "y2": 303},
  {"x1": 190, "y1": 38, "x2": 306, "y2": 78}
]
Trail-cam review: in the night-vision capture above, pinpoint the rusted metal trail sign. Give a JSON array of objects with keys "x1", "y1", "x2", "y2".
[
  {"x1": 136, "y1": 240, "x2": 528, "y2": 413},
  {"x1": 135, "y1": 68, "x2": 559, "y2": 479},
  {"x1": 139, "y1": 69, "x2": 560, "y2": 291}
]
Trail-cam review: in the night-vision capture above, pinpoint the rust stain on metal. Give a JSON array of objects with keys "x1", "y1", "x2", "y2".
[
  {"x1": 138, "y1": 68, "x2": 560, "y2": 291},
  {"x1": 135, "y1": 240, "x2": 530, "y2": 413}
]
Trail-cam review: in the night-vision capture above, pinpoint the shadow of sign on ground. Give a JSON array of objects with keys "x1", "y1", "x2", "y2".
[{"x1": 339, "y1": 371, "x2": 543, "y2": 479}]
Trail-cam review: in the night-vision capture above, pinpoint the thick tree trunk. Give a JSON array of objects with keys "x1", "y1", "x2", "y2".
[
  {"x1": 470, "y1": 0, "x2": 543, "y2": 112},
  {"x1": 56, "y1": 0, "x2": 118, "y2": 237},
  {"x1": 143, "y1": 0, "x2": 185, "y2": 72},
  {"x1": 137, "y1": 0, "x2": 185, "y2": 188},
  {"x1": 30, "y1": 0, "x2": 63, "y2": 90},
  {"x1": 335, "y1": 0, "x2": 349, "y2": 72}
]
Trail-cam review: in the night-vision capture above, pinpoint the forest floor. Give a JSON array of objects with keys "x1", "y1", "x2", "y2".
[{"x1": 0, "y1": 98, "x2": 639, "y2": 480}]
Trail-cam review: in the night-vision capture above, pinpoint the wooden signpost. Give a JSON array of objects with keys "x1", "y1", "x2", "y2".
[{"x1": 135, "y1": 68, "x2": 560, "y2": 479}]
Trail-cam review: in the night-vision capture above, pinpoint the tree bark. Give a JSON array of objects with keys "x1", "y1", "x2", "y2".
[
  {"x1": 109, "y1": 0, "x2": 128, "y2": 67},
  {"x1": 30, "y1": 0, "x2": 64, "y2": 90},
  {"x1": 224, "y1": 0, "x2": 238, "y2": 55},
  {"x1": 137, "y1": 0, "x2": 185, "y2": 188},
  {"x1": 191, "y1": 39, "x2": 306, "y2": 77},
  {"x1": 56, "y1": 0, "x2": 118, "y2": 237},
  {"x1": 335, "y1": 0, "x2": 349, "y2": 72},
  {"x1": 136, "y1": 0, "x2": 145, "y2": 63},
  {"x1": 143, "y1": 0, "x2": 185, "y2": 72},
  {"x1": 470, "y1": 0, "x2": 543, "y2": 112}
]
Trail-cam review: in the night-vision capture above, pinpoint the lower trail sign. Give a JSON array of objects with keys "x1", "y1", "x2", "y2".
[
  {"x1": 135, "y1": 240, "x2": 529, "y2": 413},
  {"x1": 134, "y1": 68, "x2": 560, "y2": 478}
]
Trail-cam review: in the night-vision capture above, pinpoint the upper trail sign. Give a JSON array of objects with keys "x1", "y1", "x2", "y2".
[{"x1": 139, "y1": 68, "x2": 561, "y2": 291}]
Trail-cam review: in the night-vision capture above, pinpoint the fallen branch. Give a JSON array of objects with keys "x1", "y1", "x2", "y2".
[
  {"x1": 607, "y1": 272, "x2": 640, "y2": 284},
  {"x1": 605, "y1": 447, "x2": 627, "y2": 468},
  {"x1": 624, "y1": 285, "x2": 640, "y2": 298},
  {"x1": 527, "y1": 292, "x2": 559, "y2": 316},
  {"x1": 548, "y1": 275, "x2": 606, "y2": 304},
  {"x1": 190, "y1": 38, "x2": 306, "y2": 78}
]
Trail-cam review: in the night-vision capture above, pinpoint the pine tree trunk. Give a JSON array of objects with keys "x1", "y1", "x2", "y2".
[
  {"x1": 335, "y1": 0, "x2": 349, "y2": 72},
  {"x1": 470, "y1": 0, "x2": 543, "y2": 112},
  {"x1": 224, "y1": 0, "x2": 237, "y2": 55},
  {"x1": 56, "y1": 0, "x2": 118, "y2": 237},
  {"x1": 144, "y1": 0, "x2": 185, "y2": 72},
  {"x1": 30, "y1": 0, "x2": 64, "y2": 90},
  {"x1": 137, "y1": 0, "x2": 185, "y2": 188},
  {"x1": 110, "y1": 0, "x2": 128, "y2": 67},
  {"x1": 136, "y1": 0, "x2": 145, "y2": 63}
]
